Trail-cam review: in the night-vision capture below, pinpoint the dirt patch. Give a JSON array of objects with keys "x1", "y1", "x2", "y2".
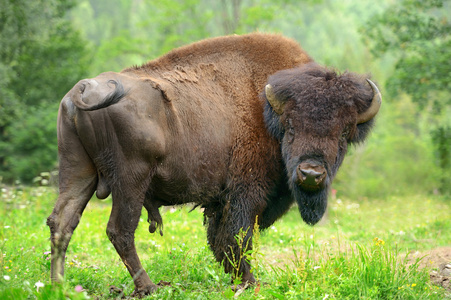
[{"x1": 408, "y1": 246, "x2": 451, "y2": 292}]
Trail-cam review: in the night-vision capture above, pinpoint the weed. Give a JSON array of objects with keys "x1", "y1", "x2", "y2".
[
  {"x1": 224, "y1": 216, "x2": 264, "y2": 293},
  {"x1": 248, "y1": 216, "x2": 263, "y2": 282},
  {"x1": 225, "y1": 226, "x2": 249, "y2": 287}
]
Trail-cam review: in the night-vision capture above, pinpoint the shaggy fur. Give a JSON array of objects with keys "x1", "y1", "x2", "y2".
[
  {"x1": 263, "y1": 62, "x2": 376, "y2": 224},
  {"x1": 47, "y1": 34, "x2": 378, "y2": 295}
]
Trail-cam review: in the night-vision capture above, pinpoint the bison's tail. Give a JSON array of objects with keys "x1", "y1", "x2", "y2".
[{"x1": 70, "y1": 79, "x2": 128, "y2": 111}]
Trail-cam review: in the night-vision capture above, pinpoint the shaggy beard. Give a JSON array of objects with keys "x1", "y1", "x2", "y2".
[{"x1": 289, "y1": 170, "x2": 329, "y2": 225}]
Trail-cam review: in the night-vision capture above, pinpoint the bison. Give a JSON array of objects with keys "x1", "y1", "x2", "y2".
[{"x1": 47, "y1": 33, "x2": 381, "y2": 295}]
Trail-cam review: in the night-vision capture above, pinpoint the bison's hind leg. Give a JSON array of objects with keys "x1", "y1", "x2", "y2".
[
  {"x1": 47, "y1": 139, "x2": 98, "y2": 282},
  {"x1": 106, "y1": 179, "x2": 158, "y2": 295}
]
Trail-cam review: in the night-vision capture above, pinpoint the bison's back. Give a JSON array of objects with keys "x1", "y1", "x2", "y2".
[
  {"x1": 125, "y1": 33, "x2": 311, "y2": 87},
  {"x1": 119, "y1": 34, "x2": 312, "y2": 204}
]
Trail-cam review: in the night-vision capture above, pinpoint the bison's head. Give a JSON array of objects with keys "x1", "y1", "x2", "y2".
[{"x1": 263, "y1": 62, "x2": 381, "y2": 225}]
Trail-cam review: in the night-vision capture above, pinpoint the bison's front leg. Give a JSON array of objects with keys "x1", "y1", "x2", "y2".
[
  {"x1": 205, "y1": 196, "x2": 265, "y2": 289},
  {"x1": 107, "y1": 188, "x2": 157, "y2": 296}
]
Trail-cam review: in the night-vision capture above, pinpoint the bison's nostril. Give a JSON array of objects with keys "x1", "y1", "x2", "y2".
[
  {"x1": 300, "y1": 168, "x2": 324, "y2": 179},
  {"x1": 296, "y1": 163, "x2": 327, "y2": 189},
  {"x1": 299, "y1": 168, "x2": 325, "y2": 185}
]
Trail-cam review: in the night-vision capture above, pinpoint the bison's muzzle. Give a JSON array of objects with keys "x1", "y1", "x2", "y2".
[{"x1": 296, "y1": 161, "x2": 327, "y2": 191}]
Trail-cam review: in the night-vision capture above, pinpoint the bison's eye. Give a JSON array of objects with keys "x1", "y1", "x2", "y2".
[
  {"x1": 341, "y1": 127, "x2": 351, "y2": 141},
  {"x1": 285, "y1": 119, "x2": 295, "y2": 143}
]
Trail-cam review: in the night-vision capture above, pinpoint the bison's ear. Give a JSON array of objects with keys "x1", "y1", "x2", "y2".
[
  {"x1": 350, "y1": 119, "x2": 375, "y2": 145},
  {"x1": 146, "y1": 78, "x2": 176, "y2": 102}
]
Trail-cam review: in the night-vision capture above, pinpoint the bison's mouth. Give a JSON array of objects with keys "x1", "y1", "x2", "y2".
[{"x1": 288, "y1": 159, "x2": 330, "y2": 225}]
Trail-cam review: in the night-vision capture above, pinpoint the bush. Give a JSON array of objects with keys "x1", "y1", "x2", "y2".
[
  {"x1": 0, "y1": 0, "x2": 91, "y2": 183},
  {"x1": 1, "y1": 104, "x2": 59, "y2": 183}
]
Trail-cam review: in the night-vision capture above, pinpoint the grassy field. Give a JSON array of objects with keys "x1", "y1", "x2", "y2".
[{"x1": 0, "y1": 186, "x2": 450, "y2": 299}]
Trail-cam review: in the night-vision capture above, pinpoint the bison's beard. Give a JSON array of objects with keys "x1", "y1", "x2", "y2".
[{"x1": 289, "y1": 170, "x2": 329, "y2": 225}]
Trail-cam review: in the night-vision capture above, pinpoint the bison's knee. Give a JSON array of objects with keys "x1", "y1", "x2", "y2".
[
  {"x1": 47, "y1": 213, "x2": 69, "y2": 248},
  {"x1": 106, "y1": 225, "x2": 118, "y2": 243},
  {"x1": 106, "y1": 224, "x2": 135, "y2": 251},
  {"x1": 47, "y1": 213, "x2": 57, "y2": 233}
]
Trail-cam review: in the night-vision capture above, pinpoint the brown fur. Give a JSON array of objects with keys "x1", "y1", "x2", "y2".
[
  {"x1": 263, "y1": 62, "x2": 377, "y2": 224},
  {"x1": 47, "y1": 33, "x2": 378, "y2": 295}
]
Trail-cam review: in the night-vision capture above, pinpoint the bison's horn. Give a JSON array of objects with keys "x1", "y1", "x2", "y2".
[
  {"x1": 357, "y1": 79, "x2": 382, "y2": 124},
  {"x1": 265, "y1": 84, "x2": 285, "y2": 115}
]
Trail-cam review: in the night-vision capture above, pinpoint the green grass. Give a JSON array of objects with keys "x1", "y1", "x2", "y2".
[{"x1": 0, "y1": 186, "x2": 450, "y2": 299}]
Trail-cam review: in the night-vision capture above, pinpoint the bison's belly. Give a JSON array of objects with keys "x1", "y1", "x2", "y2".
[
  {"x1": 150, "y1": 159, "x2": 228, "y2": 205},
  {"x1": 150, "y1": 177, "x2": 225, "y2": 205}
]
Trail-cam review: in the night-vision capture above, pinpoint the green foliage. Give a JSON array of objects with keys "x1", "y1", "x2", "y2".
[
  {"x1": 10, "y1": 23, "x2": 90, "y2": 106},
  {"x1": 431, "y1": 126, "x2": 451, "y2": 192},
  {"x1": 336, "y1": 95, "x2": 441, "y2": 198},
  {"x1": 2, "y1": 104, "x2": 59, "y2": 183},
  {"x1": 69, "y1": 0, "x2": 326, "y2": 74},
  {"x1": 0, "y1": 0, "x2": 91, "y2": 183},
  {"x1": 1, "y1": 0, "x2": 450, "y2": 197},
  {"x1": 362, "y1": 0, "x2": 451, "y2": 194},
  {"x1": 363, "y1": 0, "x2": 451, "y2": 107},
  {"x1": 1, "y1": 187, "x2": 449, "y2": 299},
  {"x1": 270, "y1": 241, "x2": 434, "y2": 299}
]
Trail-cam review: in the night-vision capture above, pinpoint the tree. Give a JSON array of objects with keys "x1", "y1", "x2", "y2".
[
  {"x1": 69, "y1": 0, "x2": 325, "y2": 75},
  {"x1": 362, "y1": 0, "x2": 451, "y2": 192},
  {"x1": 0, "y1": 0, "x2": 91, "y2": 183},
  {"x1": 363, "y1": 0, "x2": 451, "y2": 107}
]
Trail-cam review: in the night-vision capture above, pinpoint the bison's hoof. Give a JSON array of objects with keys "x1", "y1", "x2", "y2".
[
  {"x1": 231, "y1": 282, "x2": 249, "y2": 292},
  {"x1": 131, "y1": 284, "x2": 158, "y2": 298},
  {"x1": 231, "y1": 273, "x2": 256, "y2": 292},
  {"x1": 231, "y1": 279, "x2": 258, "y2": 292}
]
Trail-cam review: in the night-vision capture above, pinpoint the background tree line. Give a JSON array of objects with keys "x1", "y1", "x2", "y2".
[{"x1": 0, "y1": 0, "x2": 450, "y2": 198}]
